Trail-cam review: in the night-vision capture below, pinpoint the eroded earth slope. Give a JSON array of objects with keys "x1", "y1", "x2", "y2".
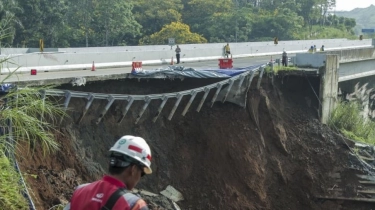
[{"x1": 17, "y1": 76, "x2": 374, "y2": 209}]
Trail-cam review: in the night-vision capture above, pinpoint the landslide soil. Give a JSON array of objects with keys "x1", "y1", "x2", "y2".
[{"x1": 16, "y1": 76, "x2": 373, "y2": 209}]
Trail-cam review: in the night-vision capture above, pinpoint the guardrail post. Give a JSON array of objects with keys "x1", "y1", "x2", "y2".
[
  {"x1": 222, "y1": 80, "x2": 234, "y2": 103},
  {"x1": 60, "y1": 91, "x2": 72, "y2": 124},
  {"x1": 168, "y1": 94, "x2": 183, "y2": 120},
  {"x1": 117, "y1": 96, "x2": 134, "y2": 124},
  {"x1": 153, "y1": 96, "x2": 169, "y2": 122},
  {"x1": 182, "y1": 91, "x2": 197, "y2": 116},
  {"x1": 135, "y1": 96, "x2": 151, "y2": 124},
  {"x1": 234, "y1": 75, "x2": 246, "y2": 97},
  {"x1": 197, "y1": 87, "x2": 210, "y2": 112},
  {"x1": 210, "y1": 83, "x2": 223, "y2": 107},
  {"x1": 257, "y1": 67, "x2": 265, "y2": 89},
  {"x1": 319, "y1": 55, "x2": 339, "y2": 124},
  {"x1": 246, "y1": 71, "x2": 256, "y2": 92},
  {"x1": 77, "y1": 93, "x2": 95, "y2": 124},
  {"x1": 96, "y1": 95, "x2": 115, "y2": 124},
  {"x1": 63, "y1": 91, "x2": 72, "y2": 108}
]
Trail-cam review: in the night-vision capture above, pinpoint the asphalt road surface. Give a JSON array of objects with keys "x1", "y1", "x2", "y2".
[{"x1": 3, "y1": 55, "x2": 290, "y2": 83}]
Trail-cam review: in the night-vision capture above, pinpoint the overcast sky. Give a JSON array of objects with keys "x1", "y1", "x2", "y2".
[{"x1": 334, "y1": 0, "x2": 374, "y2": 11}]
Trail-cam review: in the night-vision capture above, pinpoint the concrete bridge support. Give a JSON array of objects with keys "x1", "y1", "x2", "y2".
[{"x1": 319, "y1": 55, "x2": 339, "y2": 124}]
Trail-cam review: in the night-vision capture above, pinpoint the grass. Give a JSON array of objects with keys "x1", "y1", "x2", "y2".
[
  {"x1": 0, "y1": 150, "x2": 29, "y2": 210},
  {"x1": 328, "y1": 100, "x2": 375, "y2": 145},
  {"x1": 0, "y1": 87, "x2": 67, "y2": 155}
]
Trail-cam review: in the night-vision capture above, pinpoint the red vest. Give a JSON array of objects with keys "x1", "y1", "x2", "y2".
[{"x1": 67, "y1": 176, "x2": 148, "y2": 210}]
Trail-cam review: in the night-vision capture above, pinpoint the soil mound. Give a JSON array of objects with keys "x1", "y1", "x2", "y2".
[{"x1": 16, "y1": 76, "x2": 374, "y2": 209}]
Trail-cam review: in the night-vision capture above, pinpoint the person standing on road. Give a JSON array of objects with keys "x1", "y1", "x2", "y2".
[
  {"x1": 175, "y1": 45, "x2": 181, "y2": 64},
  {"x1": 64, "y1": 135, "x2": 152, "y2": 210},
  {"x1": 309, "y1": 46, "x2": 314, "y2": 53},
  {"x1": 282, "y1": 51, "x2": 288, "y2": 67},
  {"x1": 224, "y1": 43, "x2": 231, "y2": 58}
]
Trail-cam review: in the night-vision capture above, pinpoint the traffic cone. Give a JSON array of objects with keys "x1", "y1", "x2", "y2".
[
  {"x1": 91, "y1": 61, "x2": 96, "y2": 71},
  {"x1": 170, "y1": 57, "x2": 174, "y2": 65}
]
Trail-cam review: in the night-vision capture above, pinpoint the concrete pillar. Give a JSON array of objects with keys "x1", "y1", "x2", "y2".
[
  {"x1": 372, "y1": 38, "x2": 375, "y2": 47},
  {"x1": 319, "y1": 55, "x2": 339, "y2": 124}
]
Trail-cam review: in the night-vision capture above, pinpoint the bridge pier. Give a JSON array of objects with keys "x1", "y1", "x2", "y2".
[{"x1": 319, "y1": 55, "x2": 339, "y2": 124}]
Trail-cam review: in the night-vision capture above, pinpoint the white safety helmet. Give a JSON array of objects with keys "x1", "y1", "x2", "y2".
[{"x1": 109, "y1": 135, "x2": 152, "y2": 174}]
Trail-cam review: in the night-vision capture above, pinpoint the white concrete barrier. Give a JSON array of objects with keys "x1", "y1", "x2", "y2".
[
  {"x1": 0, "y1": 38, "x2": 352, "y2": 55},
  {"x1": 0, "y1": 39, "x2": 372, "y2": 73}
]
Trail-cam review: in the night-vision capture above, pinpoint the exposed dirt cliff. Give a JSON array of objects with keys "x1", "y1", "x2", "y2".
[{"x1": 17, "y1": 76, "x2": 374, "y2": 209}]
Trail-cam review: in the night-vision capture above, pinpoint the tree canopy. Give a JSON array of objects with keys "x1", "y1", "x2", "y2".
[
  {"x1": 140, "y1": 22, "x2": 207, "y2": 45},
  {"x1": 0, "y1": 0, "x2": 358, "y2": 47}
]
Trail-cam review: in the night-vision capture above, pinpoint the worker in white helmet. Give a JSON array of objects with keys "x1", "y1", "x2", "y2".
[{"x1": 64, "y1": 135, "x2": 152, "y2": 210}]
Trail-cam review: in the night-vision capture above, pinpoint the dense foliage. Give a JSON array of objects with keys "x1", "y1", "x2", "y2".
[{"x1": 0, "y1": 0, "x2": 358, "y2": 47}]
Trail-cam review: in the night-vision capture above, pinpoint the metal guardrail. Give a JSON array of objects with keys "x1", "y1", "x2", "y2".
[{"x1": 44, "y1": 65, "x2": 266, "y2": 124}]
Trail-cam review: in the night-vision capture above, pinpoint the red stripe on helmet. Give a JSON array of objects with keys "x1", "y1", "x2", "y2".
[
  {"x1": 128, "y1": 145, "x2": 143, "y2": 153},
  {"x1": 128, "y1": 145, "x2": 151, "y2": 162}
]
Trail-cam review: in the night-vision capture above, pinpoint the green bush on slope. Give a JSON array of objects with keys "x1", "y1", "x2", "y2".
[{"x1": 329, "y1": 101, "x2": 375, "y2": 145}]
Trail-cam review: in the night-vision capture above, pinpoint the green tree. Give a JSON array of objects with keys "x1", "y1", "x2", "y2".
[
  {"x1": 296, "y1": 0, "x2": 320, "y2": 31},
  {"x1": 92, "y1": 0, "x2": 141, "y2": 46},
  {"x1": 344, "y1": 18, "x2": 356, "y2": 31},
  {"x1": 139, "y1": 22, "x2": 207, "y2": 45},
  {"x1": 182, "y1": 0, "x2": 233, "y2": 39},
  {"x1": 206, "y1": 6, "x2": 254, "y2": 42},
  {"x1": 251, "y1": 8, "x2": 304, "y2": 40},
  {"x1": 317, "y1": 0, "x2": 336, "y2": 26},
  {"x1": 131, "y1": 0, "x2": 183, "y2": 37},
  {"x1": 0, "y1": 0, "x2": 22, "y2": 46},
  {"x1": 65, "y1": 0, "x2": 96, "y2": 47},
  {"x1": 0, "y1": 0, "x2": 357, "y2": 47},
  {"x1": 12, "y1": 0, "x2": 69, "y2": 47}
]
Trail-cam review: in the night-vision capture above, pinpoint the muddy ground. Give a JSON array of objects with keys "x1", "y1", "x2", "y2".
[{"x1": 16, "y1": 75, "x2": 375, "y2": 209}]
